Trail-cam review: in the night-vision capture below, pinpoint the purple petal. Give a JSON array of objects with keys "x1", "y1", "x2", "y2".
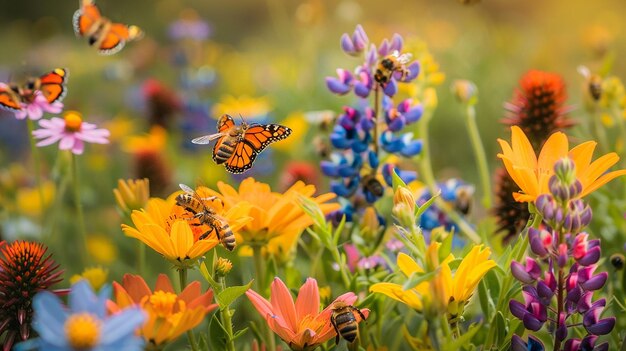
[
  {"x1": 509, "y1": 300, "x2": 526, "y2": 320},
  {"x1": 403, "y1": 61, "x2": 420, "y2": 81},
  {"x1": 341, "y1": 33, "x2": 356, "y2": 54},
  {"x1": 378, "y1": 39, "x2": 390, "y2": 56},
  {"x1": 383, "y1": 79, "x2": 397, "y2": 97},
  {"x1": 400, "y1": 140, "x2": 422, "y2": 157},
  {"x1": 578, "y1": 246, "x2": 601, "y2": 266},
  {"x1": 72, "y1": 139, "x2": 85, "y2": 154},
  {"x1": 326, "y1": 77, "x2": 351, "y2": 95},
  {"x1": 354, "y1": 82, "x2": 371, "y2": 98},
  {"x1": 14, "y1": 109, "x2": 27, "y2": 120},
  {"x1": 390, "y1": 33, "x2": 403, "y2": 52},
  {"x1": 585, "y1": 317, "x2": 615, "y2": 335},
  {"x1": 366, "y1": 44, "x2": 378, "y2": 66},
  {"x1": 581, "y1": 272, "x2": 607, "y2": 291},
  {"x1": 27, "y1": 104, "x2": 43, "y2": 120},
  {"x1": 523, "y1": 313, "x2": 544, "y2": 331},
  {"x1": 511, "y1": 261, "x2": 534, "y2": 284}
]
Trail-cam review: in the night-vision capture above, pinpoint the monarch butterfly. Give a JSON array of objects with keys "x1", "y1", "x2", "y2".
[
  {"x1": 191, "y1": 114, "x2": 292, "y2": 174},
  {"x1": 73, "y1": 0, "x2": 143, "y2": 55},
  {"x1": 0, "y1": 68, "x2": 68, "y2": 112}
]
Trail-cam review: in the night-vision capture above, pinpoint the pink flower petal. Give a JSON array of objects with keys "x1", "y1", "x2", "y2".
[
  {"x1": 59, "y1": 135, "x2": 76, "y2": 150},
  {"x1": 270, "y1": 278, "x2": 298, "y2": 332},
  {"x1": 35, "y1": 134, "x2": 63, "y2": 147},
  {"x1": 32, "y1": 129, "x2": 60, "y2": 138},
  {"x1": 72, "y1": 139, "x2": 84, "y2": 154},
  {"x1": 14, "y1": 110, "x2": 27, "y2": 120},
  {"x1": 295, "y1": 278, "x2": 320, "y2": 321},
  {"x1": 44, "y1": 102, "x2": 63, "y2": 114},
  {"x1": 27, "y1": 104, "x2": 43, "y2": 120}
]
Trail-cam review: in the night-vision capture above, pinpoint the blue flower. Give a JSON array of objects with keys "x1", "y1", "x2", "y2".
[{"x1": 15, "y1": 280, "x2": 146, "y2": 351}]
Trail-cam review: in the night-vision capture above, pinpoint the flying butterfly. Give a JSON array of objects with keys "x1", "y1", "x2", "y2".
[
  {"x1": 0, "y1": 68, "x2": 68, "y2": 112},
  {"x1": 191, "y1": 114, "x2": 292, "y2": 174},
  {"x1": 73, "y1": 0, "x2": 144, "y2": 55},
  {"x1": 175, "y1": 183, "x2": 236, "y2": 251}
]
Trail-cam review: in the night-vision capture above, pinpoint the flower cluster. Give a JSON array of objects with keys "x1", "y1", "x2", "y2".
[
  {"x1": 322, "y1": 25, "x2": 423, "y2": 217},
  {"x1": 509, "y1": 158, "x2": 614, "y2": 350}
]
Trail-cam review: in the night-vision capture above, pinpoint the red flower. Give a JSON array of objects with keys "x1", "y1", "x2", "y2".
[{"x1": 0, "y1": 241, "x2": 63, "y2": 350}]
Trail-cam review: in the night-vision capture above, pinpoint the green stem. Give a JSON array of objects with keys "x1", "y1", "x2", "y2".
[
  {"x1": 373, "y1": 85, "x2": 381, "y2": 159},
  {"x1": 418, "y1": 109, "x2": 480, "y2": 243},
  {"x1": 464, "y1": 104, "x2": 492, "y2": 209},
  {"x1": 136, "y1": 241, "x2": 146, "y2": 276},
  {"x1": 71, "y1": 153, "x2": 88, "y2": 265},
  {"x1": 252, "y1": 244, "x2": 276, "y2": 351},
  {"x1": 219, "y1": 276, "x2": 236, "y2": 351},
  {"x1": 592, "y1": 108, "x2": 609, "y2": 154},
  {"x1": 178, "y1": 268, "x2": 199, "y2": 351},
  {"x1": 27, "y1": 119, "x2": 45, "y2": 223}
]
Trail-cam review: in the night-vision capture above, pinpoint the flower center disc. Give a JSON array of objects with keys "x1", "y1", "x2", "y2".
[
  {"x1": 64, "y1": 112, "x2": 83, "y2": 132},
  {"x1": 64, "y1": 313, "x2": 101, "y2": 349}
]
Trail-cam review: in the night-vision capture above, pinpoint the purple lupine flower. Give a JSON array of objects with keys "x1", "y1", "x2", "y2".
[
  {"x1": 511, "y1": 335, "x2": 545, "y2": 351},
  {"x1": 511, "y1": 158, "x2": 614, "y2": 348}
]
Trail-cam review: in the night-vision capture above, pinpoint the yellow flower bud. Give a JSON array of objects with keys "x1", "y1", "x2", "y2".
[
  {"x1": 214, "y1": 257, "x2": 233, "y2": 277},
  {"x1": 360, "y1": 206, "x2": 381, "y2": 241},
  {"x1": 113, "y1": 178, "x2": 150, "y2": 215},
  {"x1": 451, "y1": 80, "x2": 478, "y2": 104}
]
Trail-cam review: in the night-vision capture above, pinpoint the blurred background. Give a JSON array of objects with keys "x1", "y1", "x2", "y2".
[{"x1": 2, "y1": 0, "x2": 625, "y2": 181}]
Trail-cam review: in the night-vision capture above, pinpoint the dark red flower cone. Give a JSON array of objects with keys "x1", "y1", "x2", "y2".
[{"x1": 0, "y1": 241, "x2": 63, "y2": 350}]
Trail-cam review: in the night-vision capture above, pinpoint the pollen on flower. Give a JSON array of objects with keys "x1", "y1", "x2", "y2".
[
  {"x1": 64, "y1": 313, "x2": 101, "y2": 349},
  {"x1": 149, "y1": 290, "x2": 180, "y2": 318},
  {"x1": 64, "y1": 111, "x2": 83, "y2": 132}
]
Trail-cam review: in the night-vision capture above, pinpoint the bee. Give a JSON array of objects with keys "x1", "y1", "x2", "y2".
[
  {"x1": 454, "y1": 184, "x2": 475, "y2": 215},
  {"x1": 578, "y1": 66, "x2": 603, "y2": 101},
  {"x1": 374, "y1": 50, "x2": 412, "y2": 85},
  {"x1": 361, "y1": 174, "x2": 384, "y2": 198},
  {"x1": 175, "y1": 184, "x2": 236, "y2": 251},
  {"x1": 610, "y1": 253, "x2": 624, "y2": 270},
  {"x1": 330, "y1": 302, "x2": 367, "y2": 344}
]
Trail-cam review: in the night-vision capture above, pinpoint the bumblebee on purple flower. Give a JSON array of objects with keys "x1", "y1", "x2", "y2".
[{"x1": 322, "y1": 25, "x2": 423, "y2": 219}]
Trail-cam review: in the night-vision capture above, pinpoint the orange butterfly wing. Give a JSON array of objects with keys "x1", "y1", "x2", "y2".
[
  {"x1": 73, "y1": 1, "x2": 101, "y2": 37},
  {"x1": 38, "y1": 68, "x2": 68, "y2": 104},
  {"x1": 223, "y1": 123, "x2": 292, "y2": 174},
  {"x1": 98, "y1": 23, "x2": 143, "y2": 54},
  {"x1": 0, "y1": 85, "x2": 21, "y2": 111}
]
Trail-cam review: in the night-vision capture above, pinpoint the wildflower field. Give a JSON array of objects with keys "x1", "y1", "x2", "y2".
[{"x1": 2, "y1": 0, "x2": 626, "y2": 350}]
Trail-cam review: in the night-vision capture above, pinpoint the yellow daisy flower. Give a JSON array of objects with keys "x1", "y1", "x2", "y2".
[
  {"x1": 497, "y1": 126, "x2": 626, "y2": 202},
  {"x1": 204, "y1": 177, "x2": 340, "y2": 260},
  {"x1": 371, "y1": 244, "x2": 495, "y2": 318},
  {"x1": 121, "y1": 191, "x2": 251, "y2": 267}
]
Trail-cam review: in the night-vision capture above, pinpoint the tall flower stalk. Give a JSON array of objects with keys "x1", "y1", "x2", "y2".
[{"x1": 510, "y1": 158, "x2": 614, "y2": 350}]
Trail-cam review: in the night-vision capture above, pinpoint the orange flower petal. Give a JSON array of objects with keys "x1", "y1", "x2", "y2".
[{"x1": 294, "y1": 278, "x2": 320, "y2": 321}]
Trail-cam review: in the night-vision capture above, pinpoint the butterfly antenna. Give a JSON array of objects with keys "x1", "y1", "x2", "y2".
[{"x1": 238, "y1": 113, "x2": 245, "y2": 123}]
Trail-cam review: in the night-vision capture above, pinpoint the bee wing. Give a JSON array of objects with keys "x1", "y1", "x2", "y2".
[
  {"x1": 398, "y1": 53, "x2": 413, "y2": 64},
  {"x1": 191, "y1": 132, "x2": 224, "y2": 145},
  {"x1": 577, "y1": 65, "x2": 591, "y2": 78},
  {"x1": 179, "y1": 183, "x2": 195, "y2": 194}
]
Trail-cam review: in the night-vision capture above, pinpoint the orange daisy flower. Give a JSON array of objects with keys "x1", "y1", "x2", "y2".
[
  {"x1": 109, "y1": 273, "x2": 217, "y2": 348},
  {"x1": 497, "y1": 126, "x2": 626, "y2": 202}
]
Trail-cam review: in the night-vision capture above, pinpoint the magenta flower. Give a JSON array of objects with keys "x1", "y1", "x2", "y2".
[{"x1": 32, "y1": 111, "x2": 110, "y2": 155}]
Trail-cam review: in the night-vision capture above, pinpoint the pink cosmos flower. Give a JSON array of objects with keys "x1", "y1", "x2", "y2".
[
  {"x1": 246, "y1": 277, "x2": 369, "y2": 351},
  {"x1": 31, "y1": 111, "x2": 110, "y2": 155}
]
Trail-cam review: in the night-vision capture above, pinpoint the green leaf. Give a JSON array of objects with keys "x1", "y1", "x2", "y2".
[
  {"x1": 217, "y1": 280, "x2": 254, "y2": 310},
  {"x1": 391, "y1": 168, "x2": 407, "y2": 191},
  {"x1": 402, "y1": 270, "x2": 437, "y2": 291},
  {"x1": 442, "y1": 323, "x2": 482, "y2": 351},
  {"x1": 232, "y1": 327, "x2": 249, "y2": 341},
  {"x1": 493, "y1": 311, "x2": 507, "y2": 346},
  {"x1": 199, "y1": 261, "x2": 219, "y2": 290},
  {"x1": 298, "y1": 195, "x2": 327, "y2": 230},
  {"x1": 333, "y1": 215, "x2": 346, "y2": 246},
  {"x1": 415, "y1": 190, "x2": 440, "y2": 218},
  {"x1": 197, "y1": 333, "x2": 209, "y2": 351},
  {"x1": 439, "y1": 227, "x2": 455, "y2": 260},
  {"x1": 478, "y1": 279, "x2": 490, "y2": 320},
  {"x1": 208, "y1": 315, "x2": 227, "y2": 351}
]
